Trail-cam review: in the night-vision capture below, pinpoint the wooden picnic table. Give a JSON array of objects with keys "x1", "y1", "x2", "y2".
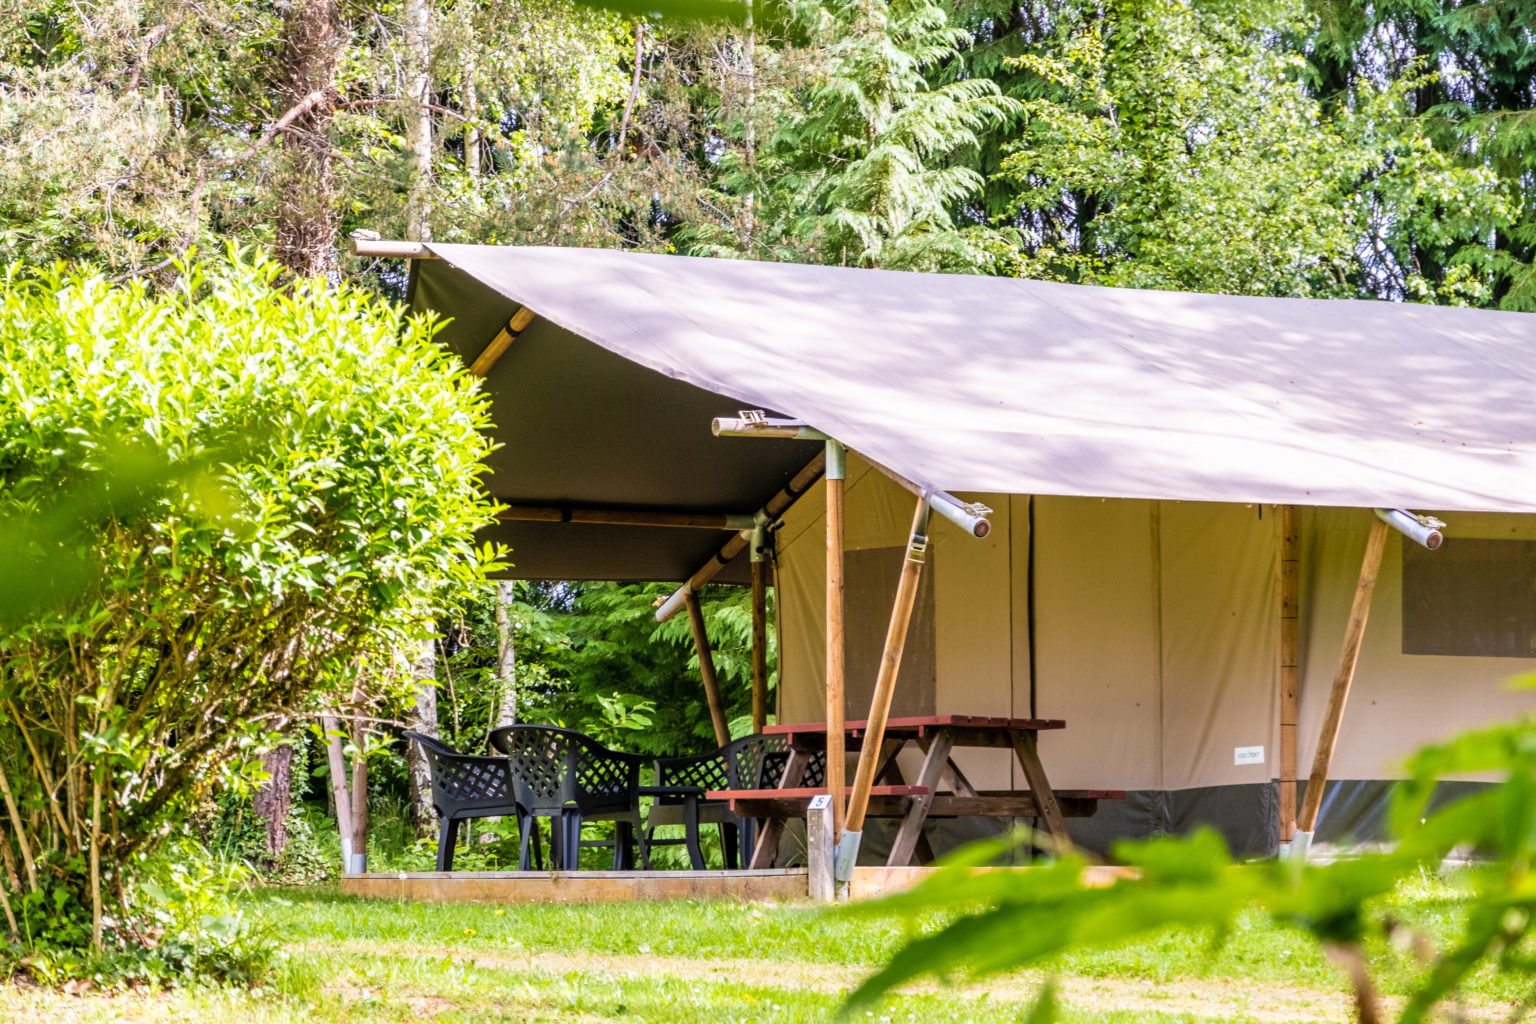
[{"x1": 707, "y1": 715, "x2": 1121, "y2": 869}]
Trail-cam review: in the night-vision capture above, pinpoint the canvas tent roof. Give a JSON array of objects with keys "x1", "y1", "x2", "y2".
[{"x1": 408, "y1": 243, "x2": 1536, "y2": 580}]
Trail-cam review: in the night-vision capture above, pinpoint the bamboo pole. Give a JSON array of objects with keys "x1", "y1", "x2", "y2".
[
  {"x1": 348, "y1": 237, "x2": 439, "y2": 260},
  {"x1": 750, "y1": 526, "x2": 770, "y2": 734},
  {"x1": 498, "y1": 505, "x2": 755, "y2": 530},
  {"x1": 684, "y1": 591, "x2": 731, "y2": 746},
  {"x1": 1295, "y1": 515, "x2": 1390, "y2": 848},
  {"x1": 845, "y1": 495, "x2": 932, "y2": 840},
  {"x1": 656, "y1": 450, "x2": 826, "y2": 622},
  {"x1": 825, "y1": 441, "x2": 848, "y2": 842},
  {"x1": 468, "y1": 306, "x2": 536, "y2": 377},
  {"x1": 1279, "y1": 505, "x2": 1300, "y2": 844}
]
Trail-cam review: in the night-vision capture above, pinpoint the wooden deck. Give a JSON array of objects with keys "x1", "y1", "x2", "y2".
[
  {"x1": 340, "y1": 864, "x2": 1137, "y2": 904},
  {"x1": 341, "y1": 869, "x2": 808, "y2": 904}
]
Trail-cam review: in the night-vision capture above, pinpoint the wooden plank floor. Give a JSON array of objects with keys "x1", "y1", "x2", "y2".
[
  {"x1": 341, "y1": 869, "x2": 809, "y2": 904},
  {"x1": 340, "y1": 864, "x2": 1137, "y2": 904}
]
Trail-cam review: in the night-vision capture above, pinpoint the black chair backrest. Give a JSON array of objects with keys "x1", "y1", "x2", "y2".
[
  {"x1": 489, "y1": 724, "x2": 639, "y2": 816},
  {"x1": 654, "y1": 748, "x2": 729, "y2": 799},
  {"x1": 722, "y1": 734, "x2": 785, "y2": 789},
  {"x1": 402, "y1": 730, "x2": 523, "y2": 817},
  {"x1": 718, "y1": 733, "x2": 827, "y2": 789}
]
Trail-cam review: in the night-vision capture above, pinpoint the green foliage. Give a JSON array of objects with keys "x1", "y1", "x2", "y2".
[
  {"x1": 1304, "y1": 0, "x2": 1536, "y2": 307},
  {"x1": 202, "y1": 735, "x2": 332, "y2": 885},
  {"x1": 407, "y1": 580, "x2": 771, "y2": 765},
  {"x1": 845, "y1": 705, "x2": 1536, "y2": 1022},
  {"x1": 518, "y1": 582, "x2": 772, "y2": 755},
  {"x1": 989, "y1": 0, "x2": 1508, "y2": 298},
  {"x1": 688, "y1": 0, "x2": 1020, "y2": 271},
  {"x1": 0, "y1": 252, "x2": 496, "y2": 971},
  {"x1": 16, "y1": 840, "x2": 277, "y2": 987}
]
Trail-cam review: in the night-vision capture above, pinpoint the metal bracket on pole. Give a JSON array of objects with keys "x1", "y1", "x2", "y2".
[
  {"x1": 750, "y1": 515, "x2": 770, "y2": 563},
  {"x1": 833, "y1": 830, "x2": 861, "y2": 899},
  {"x1": 714, "y1": 413, "x2": 830, "y2": 441},
  {"x1": 826, "y1": 438, "x2": 847, "y2": 482}
]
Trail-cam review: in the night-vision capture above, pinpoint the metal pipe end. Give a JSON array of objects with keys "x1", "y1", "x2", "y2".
[
  {"x1": 1375, "y1": 507, "x2": 1445, "y2": 550},
  {"x1": 654, "y1": 584, "x2": 692, "y2": 623},
  {"x1": 972, "y1": 519, "x2": 991, "y2": 539}
]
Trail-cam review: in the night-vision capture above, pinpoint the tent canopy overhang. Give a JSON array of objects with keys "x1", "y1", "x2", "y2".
[{"x1": 405, "y1": 242, "x2": 1536, "y2": 581}]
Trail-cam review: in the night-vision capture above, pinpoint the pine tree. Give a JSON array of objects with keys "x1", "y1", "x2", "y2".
[{"x1": 688, "y1": 0, "x2": 1020, "y2": 272}]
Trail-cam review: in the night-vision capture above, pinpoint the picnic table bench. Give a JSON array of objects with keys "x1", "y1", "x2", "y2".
[{"x1": 710, "y1": 715, "x2": 1123, "y2": 868}]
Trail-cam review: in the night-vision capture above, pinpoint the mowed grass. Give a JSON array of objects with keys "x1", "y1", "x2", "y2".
[{"x1": 2, "y1": 871, "x2": 1530, "y2": 1023}]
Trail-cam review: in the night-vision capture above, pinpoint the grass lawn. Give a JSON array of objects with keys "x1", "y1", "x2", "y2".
[{"x1": 1, "y1": 871, "x2": 1528, "y2": 1022}]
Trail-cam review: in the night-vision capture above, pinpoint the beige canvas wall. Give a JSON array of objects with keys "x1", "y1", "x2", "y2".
[
  {"x1": 1029, "y1": 497, "x2": 1278, "y2": 793},
  {"x1": 1297, "y1": 508, "x2": 1536, "y2": 781},
  {"x1": 1031, "y1": 498, "x2": 1163, "y2": 790},
  {"x1": 1156, "y1": 502, "x2": 1278, "y2": 791},
  {"x1": 777, "y1": 482, "x2": 1536, "y2": 801}
]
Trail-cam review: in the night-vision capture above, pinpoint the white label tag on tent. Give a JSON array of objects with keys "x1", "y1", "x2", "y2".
[
  {"x1": 808, "y1": 794, "x2": 831, "y2": 810},
  {"x1": 1234, "y1": 745, "x2": 1265, "y2": 766}
]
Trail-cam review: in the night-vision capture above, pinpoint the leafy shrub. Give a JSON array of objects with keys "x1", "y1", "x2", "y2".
[
  {"x1": 0, "y1": 254, "x2": 497, "y2": 974},
  {"x1": 15, "y1": 840, "x2": 277, "y2": 987}
]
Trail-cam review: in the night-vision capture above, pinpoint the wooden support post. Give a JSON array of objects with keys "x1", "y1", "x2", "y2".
[
  {"x1": 321, "y1": 715, "x2": 355, "y2": 872},
  {"x1": 807, "y1": 796, "x2": 835, "y2": 901},
  {"x1": 750, "y1": 544, "x2": 769, "y2": 735},
  {"x1": 825, "y1": 441, "x2": 847, "y2": 841},
  {"x1": 1011, "y1": 731, "x2": 1070, "y2": 847},
  {"x1": 684, "y1": 591, "x2": 731, "y2": 746},
  {"x1": 1279, "y1": 505, "x2": 1300, "y2": 844},
  {"x1": 1296, "y1": 514, "x2": 1389, "y2": 839},
  {"x1": 846, "y1": 495, "x2": 932, "y2": 836}
]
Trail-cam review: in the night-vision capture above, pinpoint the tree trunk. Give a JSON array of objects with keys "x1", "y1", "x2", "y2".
[
  {"x1": 495, "y1": 581, "x2": 517, "y2": 728},
  {"x1": 464, "y1": 73, "x2": 481, "y2": 178},
  {"x1": 407, "y1": 637, "x2": 438, "y2": 831},
  {"x1": 274, "y1": 0, "x2": 343, "y2": 276},
  {"x1": 349, "y1": 716, "x2": 368, "y2": 867},
  {"x1": 252, "y1": 741, "x2": 294, "y2": 862},
  {"x1": 404, "y1": 0, "x2": 434, "y2": 242}
]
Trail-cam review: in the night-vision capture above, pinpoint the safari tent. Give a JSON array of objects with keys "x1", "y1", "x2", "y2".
[{"x1": 373, "y1": 239, "x2": 1536, "y2": 859}]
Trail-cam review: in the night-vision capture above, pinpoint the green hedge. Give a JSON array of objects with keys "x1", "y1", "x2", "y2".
[{"x1": 0, "y1": 255, "x2": 497, "y2": 966}]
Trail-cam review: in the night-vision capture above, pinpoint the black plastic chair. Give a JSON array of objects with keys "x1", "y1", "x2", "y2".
[
  {"x1": 645, "y1": 734, "x2": 826, "y2": 869},
  {"x1": 402, "y1": 730, "x2": 543, "y2": 872},
  {"x1": 645, "y1": 744, "x2": 736, "y2": 869},
  {"x1": 489, "y1": 724, "x2": 647, "y2": 870}
]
